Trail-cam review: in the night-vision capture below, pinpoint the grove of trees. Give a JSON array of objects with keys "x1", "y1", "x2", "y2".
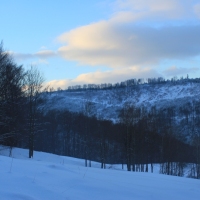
[
  {"x1": 32, "y1": 102, "x2": 199, "y2": 178},
  {"x1": 0, "y1": 42, "x2": 44, "y2": 157}
]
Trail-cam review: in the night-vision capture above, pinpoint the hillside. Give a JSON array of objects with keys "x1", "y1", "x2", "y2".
[
  {"x1": 0, "y1": 147, "x2": 200, "y2": 200},
  {"x1": 42, "y1": 80, "x2": 200, "y2": 121}
]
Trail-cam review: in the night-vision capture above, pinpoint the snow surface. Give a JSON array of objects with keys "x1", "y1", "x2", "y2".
[{"x1": 0, "y1": 147, "x2": 200, "y2": 200}]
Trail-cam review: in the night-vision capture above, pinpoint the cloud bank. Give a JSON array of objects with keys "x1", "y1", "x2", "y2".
[
  {"x1": 46, "y1": 66, "x2": 161, "y2": 89},
  {"x1": 58, "y1": 23, "x2": 200, "y2": 68},
  {"x1": 57, "y1": 0, "x2": 200, "y2": 73}
]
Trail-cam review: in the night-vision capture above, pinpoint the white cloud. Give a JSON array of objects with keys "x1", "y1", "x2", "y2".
[
  {"x1": 5, "y1": 51, "x2": 33, "y2": 61},
  {"x1": 116, "y1": 0, "x2": 178, "y2": 11},
  {"x1": 45, "y1": 79, "x2": 71, "y2": 90},
  {"x1": 40, "y1": 46, "x2": 47, "y2": 50},
  {"x1": 114, "y1": 0, "x2": 191, "y2": 20},
  {"x1": 194, "y1": 3, "x2": 200, "y2": 18},
  {"x1": 163, "y1": 66, "x2": 199, "y2": 77},
  {"x1": 57, "y1": 0, "x2": 200, "y2": 71},
  {"x1": 8, "y1": 50, "x2": 56, "y2": 61},
  {"x1": 46, "y1": 66, "x2": 161, "y2": 89},
  {"x1": 35, "y1": 50, "x2": 56, "y2": 59},
  {"x1": 57, "y1": 21, "x2": 200, "y2": 68},
  {"x1": 31, "y1": 59, "x2": 49, "y2": 66}
]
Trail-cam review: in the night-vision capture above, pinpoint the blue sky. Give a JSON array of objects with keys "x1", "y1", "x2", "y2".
[{"x1": 1, "y1": 0, "x2": 200, "y2": 89}]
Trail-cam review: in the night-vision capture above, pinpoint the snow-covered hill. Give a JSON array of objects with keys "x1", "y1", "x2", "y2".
[
  {"x1": 0, "y1": 147, "x2": 200, "y2": 200},
  {"x1": 42, "y1": 81, "x2": 200, "y2": 120}
]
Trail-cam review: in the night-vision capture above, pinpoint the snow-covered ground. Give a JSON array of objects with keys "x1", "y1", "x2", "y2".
[{"x1": 0, "y1": 147, "x2": 200, "y2": 200}]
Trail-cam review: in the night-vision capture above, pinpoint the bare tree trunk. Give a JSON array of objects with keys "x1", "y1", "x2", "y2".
[
  {"x1": 145, "y1": 164, "x2": 148, "y2": 172},
  {"x1": 26, "y1": 66, "x2": 44, "y2": 158},
  {"x1": 151, "y1": 163, "x2": 153, "y2": 173}
]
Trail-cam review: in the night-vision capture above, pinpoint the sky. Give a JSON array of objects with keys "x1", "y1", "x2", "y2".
[{"x1": 1, "y1": 0, "x2": 200, "y2": 89}]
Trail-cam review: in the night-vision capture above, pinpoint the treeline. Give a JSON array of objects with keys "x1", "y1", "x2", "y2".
[{"x1": 66, "y1": 75, "x2": 200, "y2": 92}]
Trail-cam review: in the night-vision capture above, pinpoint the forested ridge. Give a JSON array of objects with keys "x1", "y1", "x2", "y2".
[{"x1": 1, "y1": 43, "x2": 200, "y2": 179}]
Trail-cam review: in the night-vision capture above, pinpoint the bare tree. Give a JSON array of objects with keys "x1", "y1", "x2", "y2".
[
  {"x1": 119, "y1": 103, "x2": 141, "y2": 171},
  {"x1": 82, "y1": 99, "x2": 94, "y2": 167},
  {"x1": 25, "y1": 66, "x2": 44, "y2": 158}
]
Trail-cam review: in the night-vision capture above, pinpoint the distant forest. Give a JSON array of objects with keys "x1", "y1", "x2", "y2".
[
  {"x1": 1, "y1": 42, "x2": 200, "y2": 179},
  {"x1": 66, "y1": 74, "x2": 199, "y2": 91}
]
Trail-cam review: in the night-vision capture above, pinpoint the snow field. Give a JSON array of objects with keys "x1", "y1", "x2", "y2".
[{"x1": 0, "y1": 147, "x2": 200, "y2": 200}]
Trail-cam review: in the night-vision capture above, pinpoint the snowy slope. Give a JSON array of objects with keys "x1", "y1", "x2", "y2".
[
  {"x1": 41, "y1": 81, "x2": 200, "y2": 120},
  {"x1": 0, "y1": 147, "x2": 200, "y2": 200}
]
